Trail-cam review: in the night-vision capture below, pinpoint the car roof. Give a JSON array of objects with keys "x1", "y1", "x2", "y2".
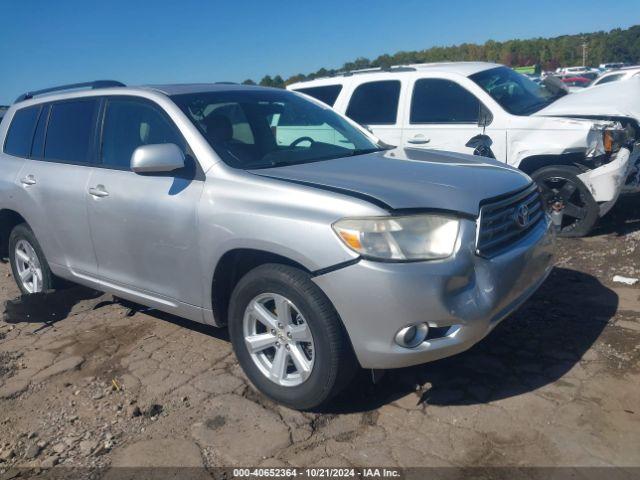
[
  {"x1": 407, "y1": 61, "x2": 503, "y2": 75},
  {"x1": 9, "y1": 82, "x2": 284, "y2": 108},
  {"x1": 288, "y1": 62, "x2": 502, "y2": 89},
  {"x1": 143, "y1": 83, "x2": 276, "y2": 96}
]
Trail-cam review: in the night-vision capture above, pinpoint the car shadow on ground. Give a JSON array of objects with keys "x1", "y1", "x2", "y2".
[
  {"x1": 0, "y1": 267, "x2": 617, "y2": 413},
  {"x1": 591, "y1": 193, "x2": 640, "y2": 237},
  {"x1": 329, "y1": 267, "x2": 618, "y2": 413},
  {"x1": 116, "y1": 300, "x2": 231, "y2": 342},
  {"x1": 2, "y1": 286, "x2": 103, "y2": 329}
]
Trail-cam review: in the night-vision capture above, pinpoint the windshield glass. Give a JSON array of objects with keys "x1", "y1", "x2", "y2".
[
  {"x1": 469, "y1": 66, "x2": 557, "y2": 116},
  {"x1": 171, "y1": 89, "x2": 381, "y2": 169}
]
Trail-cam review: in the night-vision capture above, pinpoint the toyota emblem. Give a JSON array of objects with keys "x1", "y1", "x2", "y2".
[{"x1": 514, "y1": 204, "x2": 530, "y2": 228}]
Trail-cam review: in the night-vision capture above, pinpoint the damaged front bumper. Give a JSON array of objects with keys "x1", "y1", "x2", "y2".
[
  {"x1": 577, "y1": 144, "x2": 640, "y2": 215},
  {"x1": 622, "y1": 143, "x2": 640, "y2": 195}
]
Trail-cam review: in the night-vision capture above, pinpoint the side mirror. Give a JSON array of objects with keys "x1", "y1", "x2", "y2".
[
  {"x1": 477, "y1": 104, "x2": 493, "y2": 128},
  {"x1": 131, "y1": 144, "x2": 185, "y2": 174}
]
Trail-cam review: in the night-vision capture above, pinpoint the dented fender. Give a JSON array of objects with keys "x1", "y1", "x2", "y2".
[
  {"x1": 577, "y1": 148, "x2": 632, "y2": 203},
  {"x1": 507, "y1": 117, "x2": 597, "y2": 168}
]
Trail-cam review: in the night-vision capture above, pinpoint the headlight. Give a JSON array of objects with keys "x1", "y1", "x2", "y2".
[
  {"x1": 332, "y1": 215, "x2": 460, "y2": 261},
  {"x1": 587, "y1": 122, "x2": 624, "y2": 158}
]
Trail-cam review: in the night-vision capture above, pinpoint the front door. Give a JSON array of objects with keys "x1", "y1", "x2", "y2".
[
  {"x1": 86, "y1": 97, "x2": 205, "y2": 306},
  {"x1": 401, "y1": 78, "x2": 507, "y2": 161}
]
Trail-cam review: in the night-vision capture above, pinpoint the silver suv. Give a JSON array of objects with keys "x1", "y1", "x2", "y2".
[{"x1": 0, "y1": 81, "x2": 554, "y2": 409}]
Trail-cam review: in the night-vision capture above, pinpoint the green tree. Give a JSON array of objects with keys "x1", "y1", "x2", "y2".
[
  {"x1": 259, "y1": 75, "x2": 274, "y2": 87},
  {"x1": 248, "y1": 25, "x2": 640, "y2": 86}
]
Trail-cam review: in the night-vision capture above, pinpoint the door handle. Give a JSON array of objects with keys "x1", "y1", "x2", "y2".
[
  {"x1": 88, "y1": 185, "x2": 109, "y2": 198},
  {"x1": 20, "y1": 175, "x2": 36, "y2": 186},
  {"x1": 407, "y1": 136, "x2": 431, "y2": 145}
]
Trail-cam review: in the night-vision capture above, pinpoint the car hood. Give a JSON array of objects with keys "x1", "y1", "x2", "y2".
[
  {"x1": 251, "y1": 148, "x2": 531, "y2": 216},
  {"x1": 535, "y1": 77, "x2": 640, "y2": 121}
]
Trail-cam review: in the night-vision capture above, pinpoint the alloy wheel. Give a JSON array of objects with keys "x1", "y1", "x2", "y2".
[
  {"x1": 14, "y1": 239, "x2": 44, "y2": 293},
  {"x1": 538, "y1": 176, "x2": 588, "y2": 232},
  {"x1": 242, "y1": 293, "x2": 315, "y2": 387}
]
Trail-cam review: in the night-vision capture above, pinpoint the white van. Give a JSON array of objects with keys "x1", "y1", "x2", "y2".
[{"x1": 288, "y1": 62, "x2": 640, "y2": 236}]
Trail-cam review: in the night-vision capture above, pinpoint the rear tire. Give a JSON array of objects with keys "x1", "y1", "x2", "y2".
[
  {"x1": 8, "y1": 223, "x2": 55, "y2": 295},
  {"x1": 228, "y1": 263, "x2": 357, "y2": 410},
  {"x1": 531, "y1": 165, "x2": 599, "y2": 237}
]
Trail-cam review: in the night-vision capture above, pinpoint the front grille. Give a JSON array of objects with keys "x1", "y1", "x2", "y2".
[{"x1": 476, "y1": 183, "x2": 545, "y2": 257}]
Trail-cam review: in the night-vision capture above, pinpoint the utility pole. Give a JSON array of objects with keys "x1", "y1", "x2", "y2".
[{"x1": 582, "y1": 39, "x2": 588, "y2": 66}]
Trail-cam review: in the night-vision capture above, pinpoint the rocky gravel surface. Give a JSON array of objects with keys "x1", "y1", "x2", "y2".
[{"x1": 0, "y1": 196, "x2": 639, "y2": 477}]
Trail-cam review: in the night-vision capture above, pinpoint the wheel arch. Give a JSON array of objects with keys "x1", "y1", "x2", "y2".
[
  {"x1": 517, "y1": 152, "x2": 587, "y2": 175},
  {"x1": 0, "y1": 209, "x2": 27, "y2": 260},
  {"x1": 210, "y1": 248, "x2": 312, "y2": 327}
]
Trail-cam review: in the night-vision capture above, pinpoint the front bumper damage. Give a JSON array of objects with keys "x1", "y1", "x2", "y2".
[
  {"x1": 622, "y1": 143, "x2": 640, "y2": 195},
  {"x1": 313, "y1": 218, "x2": 554, "y2": 369},
  {"x1": 577, "y1": 144, "x2": 640, "y2": 215}
]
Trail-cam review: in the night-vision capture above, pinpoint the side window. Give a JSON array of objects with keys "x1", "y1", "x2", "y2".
[
  {"x1": 411, "y1": 79, "x2": 480, "y2": 124},
  {"x1": 4, "y1": 106, "x2": 40, "y2": 157},
  {"x1": 44, "y1": 99, "x2": 99, "y2": 164},
  {"x1": 101, "y1": 98, "x2": 185, "y2": 169},
  {"x1": 346, "y1": 80, "x2": 400, "y2": 125},
  {"x1": 595, "y1": 74, "x2": 624, "y2": 86},
  {"x1": 295, "y1": 85, "x2": 343, "y2": 106}
]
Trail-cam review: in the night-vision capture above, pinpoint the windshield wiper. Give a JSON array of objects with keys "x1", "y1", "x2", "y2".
[{"x1": 349, "y1": 147, "x2": 387, "y2": 157}]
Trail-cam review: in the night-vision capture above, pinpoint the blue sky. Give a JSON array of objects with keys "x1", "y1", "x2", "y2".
[{"x1": 0, "y1": 0, "x2": 638, "y2": 104}]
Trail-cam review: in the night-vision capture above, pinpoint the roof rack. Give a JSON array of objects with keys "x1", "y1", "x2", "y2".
[
  {"x1": 293, "y1": 65, "x2": 416, "y2": 84},
  {"x1": 15, "y1": 80, "x2": 126, "y2": 103},
  {"x1": 338, "y1": 65, "x2": 416, "y2": 77}
]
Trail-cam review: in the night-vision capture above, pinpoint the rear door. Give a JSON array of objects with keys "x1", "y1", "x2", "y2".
[
  {"x1": 343, "y1": 79, "x2": 404, "y2": 146},
  {"x1": 401, "y1": 77, "x2": 507, "y2": 161},
  {"x1": 15, "y1": 98, "x2": 100, "y2": 275},
  {"x1": 86, "y1": 96, "x2": 204, "y2": 306},
  {"x1": 1, "y1": 105, "x2": 40, "y2": 210}
]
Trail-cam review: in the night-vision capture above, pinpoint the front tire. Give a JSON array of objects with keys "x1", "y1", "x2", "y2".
[
  {"x1": 228, "y1": 263, "x2": 357, "y2": 410},
  {"x1": 8, "y1": 223, "x2": 54, "y2": 295},
  {"x1": 531, "y1": 165, "x2": 599, "y2": 237}
]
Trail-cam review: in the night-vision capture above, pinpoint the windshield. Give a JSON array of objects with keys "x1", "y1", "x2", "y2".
[
  {"x1": 171, "y1": 89, "x2": 381, "y2": 169},
  {"x1": 469, "y1": 66, "x2": 557, "y2": 116}
]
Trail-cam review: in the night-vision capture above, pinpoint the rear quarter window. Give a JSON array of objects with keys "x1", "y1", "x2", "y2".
[{"x1": 3, "y1": 106, "x2": 40, "y2": 157}]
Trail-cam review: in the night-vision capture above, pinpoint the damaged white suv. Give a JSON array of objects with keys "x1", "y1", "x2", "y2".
[{"x1": 289, "y1": 63, "x2": 640, "y2": 236}]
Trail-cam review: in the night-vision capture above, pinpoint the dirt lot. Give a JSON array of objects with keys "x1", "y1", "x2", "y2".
[{"x1": 1, "y1": 196, "x2": 639, "y2": 477}]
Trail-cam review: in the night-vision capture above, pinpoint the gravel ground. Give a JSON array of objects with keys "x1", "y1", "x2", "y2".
[{"x1": 0, "y1": 196, "x2": 639, "y2": 477}]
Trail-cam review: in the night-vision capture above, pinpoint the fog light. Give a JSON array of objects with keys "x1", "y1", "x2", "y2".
[{"x1": 395, "y1": 323, "x2": 429, "y2": 348}]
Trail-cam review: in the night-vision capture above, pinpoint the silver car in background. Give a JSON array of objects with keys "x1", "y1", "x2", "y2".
[{"x1": 0, "y1": 81, "x2": 554, "y2": 409}]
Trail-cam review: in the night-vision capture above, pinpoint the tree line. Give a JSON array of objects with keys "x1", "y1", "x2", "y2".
[{"x1": 242, "y1": 25, "x2": 640, "y2": 88}]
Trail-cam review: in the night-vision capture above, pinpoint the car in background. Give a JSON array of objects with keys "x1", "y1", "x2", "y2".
[
  {"x1": 599, "y1": 62, "x2": 626, "y2": 71},
  {"x1": 556, "y1": 66, "x2": 598, "y2": 76},
  {"x1": 289, "y1": 62, "x2": 640, "y2": 237},
  {"x1": 561, "y1": 76, "x2": 592, "y2": 91},
  {"x1": 591, "y1": 66, "x2": 640, "y2": 87}
]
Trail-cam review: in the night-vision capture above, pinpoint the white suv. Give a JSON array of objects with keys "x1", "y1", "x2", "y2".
[{"x1": 289, "y1": 62, "x2": 640, "y2": 236}]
